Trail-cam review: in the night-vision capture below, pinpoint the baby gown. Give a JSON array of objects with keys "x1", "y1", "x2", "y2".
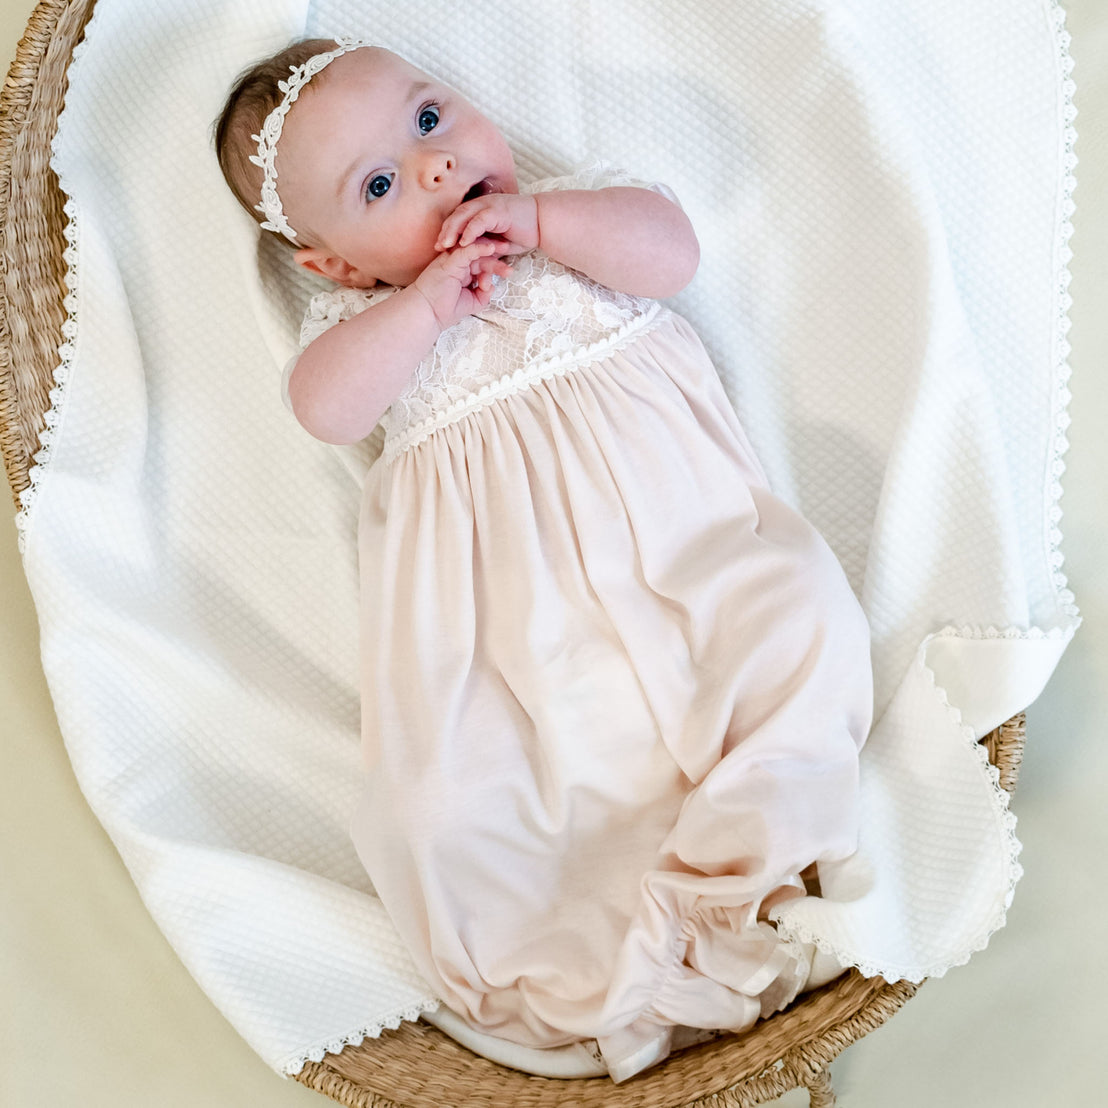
[{"x1": 294, "y1": 169, "x2": 873, "y2": 1082}]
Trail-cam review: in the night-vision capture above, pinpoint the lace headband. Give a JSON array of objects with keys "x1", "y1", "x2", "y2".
[{"x1": 250, "y1": 37, "x2": 374, "y2": 242}]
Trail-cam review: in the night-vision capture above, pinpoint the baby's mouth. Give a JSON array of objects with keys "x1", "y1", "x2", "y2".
[{"x1": 462, "y1": 179, "x2": 494, "y2": 203}]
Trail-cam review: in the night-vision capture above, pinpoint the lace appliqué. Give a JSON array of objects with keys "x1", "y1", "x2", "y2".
[
  {"x1": 382, "y1": 253, "x2": 661, "y2": 461},
  {"x1": 298, "y1": 254, "x2": 664, "y2": 463}
]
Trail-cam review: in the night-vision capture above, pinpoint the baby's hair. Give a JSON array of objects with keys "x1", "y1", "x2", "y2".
[{"x1": 213, "y1": 38, "x2": 342, "y2": 245}]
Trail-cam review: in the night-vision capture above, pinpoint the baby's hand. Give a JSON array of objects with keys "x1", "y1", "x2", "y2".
[
  {"x1": 436, "y1": 193, "x2": 540, "y2": 256},
  {"x1": 411, "y1": 239, "x2": 512, "y2": 331}
]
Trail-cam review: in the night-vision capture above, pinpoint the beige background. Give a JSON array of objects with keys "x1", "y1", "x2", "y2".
[{"x1": 2, "y1": 2, "x2": 1105, "y2": 1106}]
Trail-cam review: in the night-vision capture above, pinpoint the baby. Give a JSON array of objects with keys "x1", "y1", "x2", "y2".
[{"x1": 217, "y1": 38, "x2": 873, "y2": 1082}]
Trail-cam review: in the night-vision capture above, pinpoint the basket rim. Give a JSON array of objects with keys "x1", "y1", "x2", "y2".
[{"x1": 0, "y1": 0, "x2": 83, "y2": 509}]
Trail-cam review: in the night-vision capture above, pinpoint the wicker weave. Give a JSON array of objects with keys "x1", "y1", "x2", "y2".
[{"x1": 0, "y1": 3, "x2": 1027, "y2": 1105}]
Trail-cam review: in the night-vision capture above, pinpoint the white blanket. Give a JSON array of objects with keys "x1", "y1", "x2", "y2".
[{"x1": 17, "y1": 0, "x2": 1078, "y2": 1077}]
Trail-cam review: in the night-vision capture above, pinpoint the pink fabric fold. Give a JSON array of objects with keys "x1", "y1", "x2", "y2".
[{"x1": 349, "y1": 309, "x2": 872, "y2": 1079}]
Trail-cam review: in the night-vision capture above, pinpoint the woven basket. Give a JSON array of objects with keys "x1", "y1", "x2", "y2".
[{"x1": 0, "y1": 2, "x2": 1027, "y2": 1105}]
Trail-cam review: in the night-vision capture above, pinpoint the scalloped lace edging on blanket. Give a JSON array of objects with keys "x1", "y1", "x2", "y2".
[
  {"x1": 14, "y1": 193, "x2": 80, "y2": 555},
  {"x1": 12, "y1": 24, "x2": 97, "y2": 555},
  {"x1": 1045, "y1": 0, "x2": 1079, "y2": 621},
  {"x1": 774, "y1": 625, "x2": 1033, "y2": 985},
  {"x1": 280, "y1": 996, "x2": 442, "y2": 1076}
]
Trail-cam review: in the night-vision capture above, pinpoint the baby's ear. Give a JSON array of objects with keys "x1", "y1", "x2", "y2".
[{"x1": 294, "y1": 246, "x2": 364, "y2": 287}]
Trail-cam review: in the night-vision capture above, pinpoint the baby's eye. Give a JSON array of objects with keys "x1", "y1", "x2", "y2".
[
  {"x1": 365, "y1": 172, "x2": 394, "y2": 202},
  {"x1": 417, "y1": 104, "x2": 440, "y2": 135}
]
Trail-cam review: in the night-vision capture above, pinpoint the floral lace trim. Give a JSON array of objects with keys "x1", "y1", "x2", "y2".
[
  {"x1": 12, "y1": 23, "x2": 97, "y2": 556},
  {"x1": 1045, "y1": 0, "x2": 1079, "y2": 622},
  {"x1": 383, "y1": 302, "x2": 663, "y2": 463},
  {"x1": 279, "y1": 995, "x2": 441, "y2": 1076}
]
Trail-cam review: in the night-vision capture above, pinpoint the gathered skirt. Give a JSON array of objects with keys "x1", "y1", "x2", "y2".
[{"x1": 350, "y1": 312, "x2": 873, "y2": 1080}]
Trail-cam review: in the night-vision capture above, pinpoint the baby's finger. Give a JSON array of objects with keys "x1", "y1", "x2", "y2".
[
  {"x1": 443, "y1": 239, "x2": 499, "y2": 272},
  {"x1": 456, "y1": 212, "x2": 495, "y2": 249},
  {"x1": 459, "y1": 237, "x2": 500, "y2": 256},
  {"x1": 437, "y1": 207, "x2": 482, "y2": 251},
  {"x1": 471, "y1": 252, "x2": 514, "y2": 281},
  {"x1": 471, "y1": 255, "x2": 514, "y2": 283},
  {"x1": 471, "y1": 249, "x2": 511, "y2": 269},
  {"x1": 488, "y1": 239, "x2": 528, "y2": 256},
  {"x1": 445, "y1": 212, "x2": 491, "y2": 251}
]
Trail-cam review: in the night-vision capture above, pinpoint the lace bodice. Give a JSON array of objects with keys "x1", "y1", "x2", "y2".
[{"x1": 295, "y1": 168, "x2": 673, "y2": 461}]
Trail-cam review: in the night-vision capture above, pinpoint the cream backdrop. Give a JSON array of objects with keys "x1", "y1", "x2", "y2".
[{"x1": 1, "y1": 2, "x2": 1105, "y2": 1106}]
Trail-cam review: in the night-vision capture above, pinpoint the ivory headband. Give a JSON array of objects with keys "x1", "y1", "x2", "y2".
[{"x1": 250, "y1": 37, "x2": 374, "y2": 242}]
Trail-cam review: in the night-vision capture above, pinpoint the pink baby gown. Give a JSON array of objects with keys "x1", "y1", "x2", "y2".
[{"x1": 295, "y1": 169, "x2": 873, "y2": 1082}]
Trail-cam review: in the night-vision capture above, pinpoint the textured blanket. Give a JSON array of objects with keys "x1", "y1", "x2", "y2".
[{"x1": 18, "y1": 0, "x2": 1077, "y2": 1076}]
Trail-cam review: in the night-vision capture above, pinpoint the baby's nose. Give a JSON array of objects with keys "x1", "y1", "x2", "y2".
[{"x1": 420, "y1": 151, "x2": 456, "y2": 189}]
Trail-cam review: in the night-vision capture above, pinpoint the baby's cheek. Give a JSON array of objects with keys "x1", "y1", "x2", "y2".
[{"x1": 406, "y1": 219, "x2": 445, "y2": 272}]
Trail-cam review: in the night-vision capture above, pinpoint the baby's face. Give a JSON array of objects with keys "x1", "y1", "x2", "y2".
[{"x1": 276, "y1": 48, "x2": 518, "y2": 288}]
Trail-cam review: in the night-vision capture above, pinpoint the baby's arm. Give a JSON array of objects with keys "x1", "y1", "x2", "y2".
[
  {"x1": 437, "y1": 187, "x2": 699, "y2": 300},
  {"x1": 287, "y1": 241, "x2": 511, "y2": 445}
]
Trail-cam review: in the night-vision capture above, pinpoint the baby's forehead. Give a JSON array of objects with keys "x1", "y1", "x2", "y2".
[
  {"x1": 281, "y1": 47, "x2": 430, "y2": 148},
  {"x1": 325, "y1": 46, "x2": 436, "y2": 94}
]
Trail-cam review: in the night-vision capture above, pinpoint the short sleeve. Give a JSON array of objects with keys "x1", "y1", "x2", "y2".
[
  {"x1": 298, "y1": 284, "x2": 395, "y2": 349},
  {"x1": 524, "y1": 161, "x2": 681, "y2": 208},
  {"x1": 282, "y1": 284, "x2": 396, "y2": 411}
]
